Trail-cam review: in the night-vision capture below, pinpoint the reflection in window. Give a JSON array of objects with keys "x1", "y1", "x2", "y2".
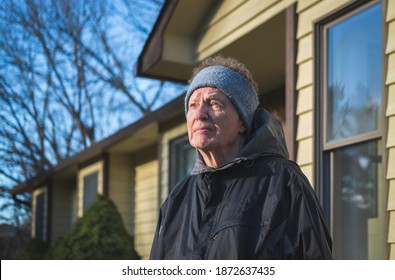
[
  {"x1": 169, "y1": 135, "x2": 196, "y2": 190},
  {"x1": 35, "y1": 192, "x2": 46, "y2": 241},
  {"x1": 332, "y1": 140, "x2": 382, "y2": 259},
  {"x1": 326, "y1": 2, "x2": 382, "y2": 142},
  {"x1": 320, "y1": 1, "x2": 385, "y2": 259},
  {"x1": 83, "y1": 171, "x2": 98, "y2": 212}
]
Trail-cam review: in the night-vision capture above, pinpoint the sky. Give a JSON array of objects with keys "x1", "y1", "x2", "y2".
[{"x1": 0, "y1": 0, "x2": 187, "y2": 224}]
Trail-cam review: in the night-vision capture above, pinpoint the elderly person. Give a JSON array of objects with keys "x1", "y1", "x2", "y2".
[{"x1": 150, "y1": 55, "x2": 332, "y2": 260}]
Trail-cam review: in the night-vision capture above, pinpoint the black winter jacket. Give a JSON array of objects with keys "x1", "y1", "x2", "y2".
[{"x1": 150, "y1": 109, "x2": 332, "y2": 259}]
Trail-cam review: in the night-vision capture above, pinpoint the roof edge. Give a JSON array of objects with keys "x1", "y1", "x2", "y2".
[
  {"x1": 136, "y1": 0, "x2": 179, "y2": 78},
  {"x1": 10, "y1": 94, "x2": 185, "y2": 195}
]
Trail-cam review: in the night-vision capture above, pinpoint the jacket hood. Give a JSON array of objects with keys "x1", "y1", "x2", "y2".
[
  {"x1": 191, "y1": 109, "x2": 289, "y2": 175},
  {"x1": 240, "y1": 108, "x2": 289, "y2": 159}
]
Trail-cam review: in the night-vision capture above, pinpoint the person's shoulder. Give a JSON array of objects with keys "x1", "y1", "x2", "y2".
[
  {"x1": 254, "y1": 154, "x2": 300, "y2": 174},
  {"x1": 255, "y1": 155, "x2": 312, "y2": 189}
]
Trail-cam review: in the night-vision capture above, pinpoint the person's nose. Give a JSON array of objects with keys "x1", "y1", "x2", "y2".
[{"x1": 194, "y1": 103, "x2": 209, "y2": 121}]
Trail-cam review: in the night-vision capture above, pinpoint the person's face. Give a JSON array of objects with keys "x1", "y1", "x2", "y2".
[{"x1": 186, "y1": 87, "x2": 245, "y2": 153}]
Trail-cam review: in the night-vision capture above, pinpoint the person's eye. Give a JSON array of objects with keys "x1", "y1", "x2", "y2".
[
  {"x1": 210, "y1": 100, "x2": 222, "y2": 108},
  {"x1": 189, "y1": 102, "x2": 197, "y2": 109}
]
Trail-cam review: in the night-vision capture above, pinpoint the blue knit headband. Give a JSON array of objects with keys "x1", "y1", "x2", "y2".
[{"x1": 185, "y1": 65, "x2": 259, "y2": 134}]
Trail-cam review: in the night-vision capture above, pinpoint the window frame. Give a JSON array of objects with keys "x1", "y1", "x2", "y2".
[
  {"x1": 32, "y1": 187, "x2": 47, "y2": 241},
  {"x1": 314, "y1": 0, "x2": 386, "y2": 258},
  {"x1": 168, "y1": 133, "x2": 196, "y2": 191},
  {"x1": 315, "y1": 0, "x2": 384, "y2": 220},
  {"x1": 77, "y1": 161, "x2": 104, "y2": 217}
]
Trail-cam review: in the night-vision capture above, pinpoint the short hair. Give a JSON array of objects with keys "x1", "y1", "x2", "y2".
[{"x1": 189, "y1": 54, "x2": 259, "y2": 93}]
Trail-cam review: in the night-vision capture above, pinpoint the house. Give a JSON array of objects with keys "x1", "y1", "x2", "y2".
[{"x1": 11, "y1": 0, "x2": 395, "y2": 260}]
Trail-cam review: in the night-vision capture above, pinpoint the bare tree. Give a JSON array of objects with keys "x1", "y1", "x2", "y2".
[{"x1": 0, "y1": 0, "x2": 185, "y2": 222}]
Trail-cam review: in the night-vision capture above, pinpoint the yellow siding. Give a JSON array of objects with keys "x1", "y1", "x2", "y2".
[
  {"x1": 389, "y1": 212, "x2": 395, "y2": 243},
  {"x1": 108, "y1": 153, "x2": 133, "y2": 234},
  {"x1": 387, "y1": 53, "x2": 395, "y2": 85},
  {"x1": 297, "y1": 34, "x2": 313, "y2": 64},
  {"x1": 296, "y1": 85, "x2": 313, "y2": 114},
  {"x1": 300, "y1": 164, "x2": 313, "y2": 187},
  {"x1": 296, "y1": 111, "x2": 313, "y2": 140},
  {"x1": 196, "y1": 0, "x2": 293, "y2": 60},
  {"x1": 51, "y1": 178, "x2": 75, "y2": 242},
  {"x1": 387, "y1": 0, "x2": 395, "y2": 22},
  {"x1": 134, "y1": 160, "x2": 159, "y2": 259},
  {"x1": 297, "y1": 0, "x2": 349, "y2": 38},
  {"x1": 388, "y1": 180, "x2": 395, "y2": 211},
  {"x1": 387, "y1": 85, "x2": 395, "y2": 115},
  {"x1": 297, "y1": 0, "x2": 321, "y2": 13},
  {"x1": 296, "y1": 138, "x2": 313, "y2": 166},
  {"x1": 391, "y1": 244, "x2": 395, "y2": 259},
  {"x1": 296, "y1": 59, "x2": 313, "y2": 90},
  {"x1": 387, "y1": 21, "x2": 395, "y2": 54},
  {"x1": 388, "y1": 116, "x2": 395, "y2": 148},
  {"x1": 386, "y1": 0, "x2": 395, "y2": 259}
]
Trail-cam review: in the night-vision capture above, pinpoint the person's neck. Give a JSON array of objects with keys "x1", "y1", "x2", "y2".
[{"x1": 199, "y1": 139, "x2": 245, "y2": 169}]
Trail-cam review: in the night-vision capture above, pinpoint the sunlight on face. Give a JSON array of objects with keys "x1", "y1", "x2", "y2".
[{"x1": 186, "y1": 87, "x2": 245, "y2": 154}]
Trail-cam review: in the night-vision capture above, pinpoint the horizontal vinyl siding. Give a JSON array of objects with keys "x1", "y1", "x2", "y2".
[
  {"x1": 108, "y1": 154, "x2": 133, "y2": 235},
  {"x1": 386, "y1": 0, "x2": 395, "y2": 260},
  {"x1": 295, "y1": 0, "x2": 363, "y2": 185},
  {"x1": 134, "y1": 160, "x2": 159, "y2": 259},
  {"x1": 196, "y1": 0, "x2": 292, "y2": 60}
]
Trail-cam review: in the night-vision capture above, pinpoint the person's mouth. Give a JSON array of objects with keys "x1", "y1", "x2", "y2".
[{"x1": 194, "y1": 126, "x2": 212, "y2": 133}]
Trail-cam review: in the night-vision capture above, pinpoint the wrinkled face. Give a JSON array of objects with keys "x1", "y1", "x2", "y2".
[{"x1": 186, "y1": 87, "x2": 245, "y2": 153}]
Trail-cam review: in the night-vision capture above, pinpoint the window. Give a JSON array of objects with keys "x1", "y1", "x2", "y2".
[
  {"x1": 33, "y1": 189, "x2": 47, "y2": 241},
  {"x1": 316, "y1": 1, "x2": 385, "y2": 259},
  {"x1": 78, "y1": 161, "x2": 103, "y2": 217},
  {"x1": 83, "y1": 171, "x2": 99, "y2": 213},
  {"x1": 169, "y1": 135, "x2": 196, "y2": 190}
]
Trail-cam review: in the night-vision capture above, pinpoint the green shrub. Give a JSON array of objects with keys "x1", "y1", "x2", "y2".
[
  {"x1": 18, "y1": 239, "x2": 50, "y2": 260},
  {"x1": 46, "y1": 196, "x2": 140, "y2": 260}
]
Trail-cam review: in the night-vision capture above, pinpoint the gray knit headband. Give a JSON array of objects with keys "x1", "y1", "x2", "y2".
[{"x1": 185, "y1": 65, "x2": 259, "y2": 134}]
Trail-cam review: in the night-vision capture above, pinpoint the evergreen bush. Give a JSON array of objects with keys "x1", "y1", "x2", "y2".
[
  {"x1": 18, "y1": 239, "x2": 50, "y2": 260},
  {"x1": 46, "y1": 196, "x2": 140, "y2": 260}
]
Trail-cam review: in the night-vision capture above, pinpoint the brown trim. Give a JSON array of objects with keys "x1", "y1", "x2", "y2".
[
  {"x1": 285, "y1": 4, "x2": 298, "y2": 161},
  {"x1": 136, "y1": 0, "x2": 179, "y2": 78}
]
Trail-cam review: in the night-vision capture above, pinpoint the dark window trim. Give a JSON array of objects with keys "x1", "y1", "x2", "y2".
[
  {"x1": 285, "y1": 3, "x2": 298, "y2": 161},
  {"x1": 169, "y1": 133, "x2": 190, "y2": 189},
  {"x1": 314, "y1": 0, "x2": 381, "y2": 223}
]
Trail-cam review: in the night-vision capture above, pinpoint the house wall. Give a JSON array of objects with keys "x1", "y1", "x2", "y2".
[
  {"x1": 50, "y1": 177, "x2": 75, "y2": 243},
  {"x1": 195, "y1": 0, "x2": 294, "y2": 60},
  {"x1": 385, "y1": 0, "x2": 395, "y2": 260},
  {"x1": 133, "y1": 147, "x2": 159, "y2": 260},
  {"x1": 295, "y1": 0, "x2": 349, "y2": 184},
  {"x1": 295, "y1": 0, "x2": 393, "y2": 259},
  {"x1": 108, "y1": 153, "x2": 134, "y2": 235}
]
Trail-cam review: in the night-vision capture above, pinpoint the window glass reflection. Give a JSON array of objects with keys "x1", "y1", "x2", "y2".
[
  {"x1": 326, "y1": 3, "x2": 382, "y2": 142},
  {"x1": 332, "y1": 140, "x2": 382, "y2": 259}
]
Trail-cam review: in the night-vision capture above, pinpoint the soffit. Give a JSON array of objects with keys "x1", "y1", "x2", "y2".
[{"x1": 142, "y1": 0, "x2": 286, "y2": 92}]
